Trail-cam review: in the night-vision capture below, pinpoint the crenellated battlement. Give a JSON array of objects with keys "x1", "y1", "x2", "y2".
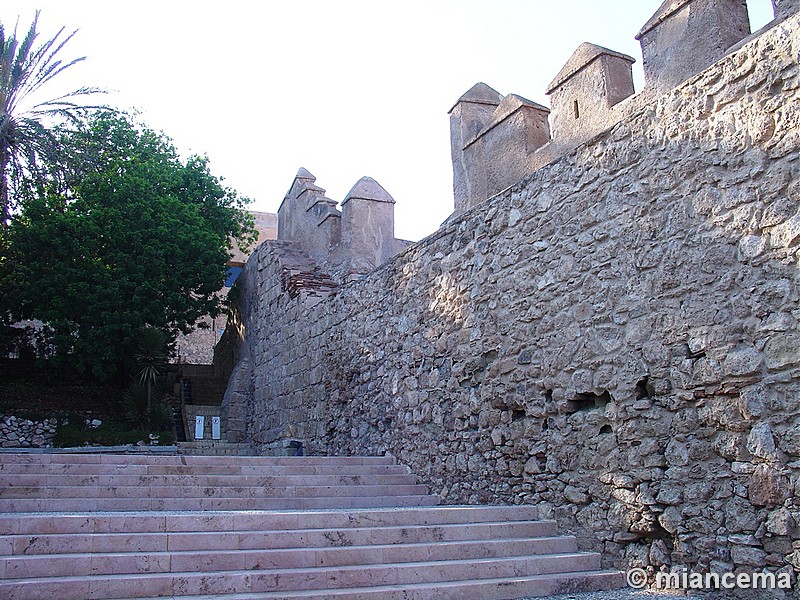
[
  {"x1": 450, "y1": 0, "x2": 795, "y2": 213},
  {"x1": 276, "y1": 169, "x2": 411, "y2": 280}
]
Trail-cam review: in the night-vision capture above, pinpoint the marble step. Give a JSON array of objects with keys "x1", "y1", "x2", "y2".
[
  {"x1": 0, "y1": 473, "x2": 419, "y2": 487},
  {"x1": 0, "y1": 453, "x2": 394, "y2": 466},
  {"x1": 0, "y1": 494, "x2": 441, "y2": 512},
  {"x1": 1, "y1": 536, "x2": 579, "y2": 577},
  {"x1": 0, "y1": 553, "x2": 610, "y2": 599},
  {"x1": 0, "y1": 483, "x2": 430, "y2": 499},
  {"x1": 0, "y1": 505, "x2": 547, "y2": 535},
  {"x1": 176, "y1": 442, "x2": 255, "y2": 456},
  {"x1": 0, "y1": 462, "x2": 411, "y2": 476},
  {"x1": 117, "y1": 570, "x2": 624, "y2": 600},
  {"x1": 1, "y1": 519, "x2": 558, "y2": 555}
]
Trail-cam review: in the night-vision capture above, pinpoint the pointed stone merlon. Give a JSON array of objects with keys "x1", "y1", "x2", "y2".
[
  {"x1": 449, "y1": 83, "x2": 504, "y2": 212},
  {"x1": 277, "y1": 168, "x2": 342, "y2": 264},
  {"x1": 545, "y1": 43, "x2": 635, "y2": 148},
  {"x1": 340, "y1": 177, "x2": 397, "y2": 274},
  {"x1": 636, "y1": 0, "x2": 750, "y2": 93},
  {"x1": 450, "y1": 84, "x2": 551, "y2": 212},
  {"x1": 773, "y1": 0, "x2": 800, "y2": 20},
  {"x1": 278, "y1": 168, "x2": 322, "y2": 242}
]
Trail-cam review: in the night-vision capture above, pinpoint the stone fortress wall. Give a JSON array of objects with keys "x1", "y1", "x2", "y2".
[{"x1": 217, "y1": 0, "x2": 800, "y2": 586}]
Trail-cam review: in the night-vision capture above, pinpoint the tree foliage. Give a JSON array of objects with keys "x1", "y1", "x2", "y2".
[{"x1": 5, "y1": 111, "x2": 256, "y2": 379}]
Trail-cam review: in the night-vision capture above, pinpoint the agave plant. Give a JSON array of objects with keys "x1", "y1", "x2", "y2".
[
  {"x1": 149, "y1": 402, "x2": 174, "y2": 433},
  {"x1": 0, "y1": 11, "x2": 104, "y2": 226},
  {"x1": 133, "y1": 326, "x2": 167, "y2": 425},
  {"x1": 122, "y1": 380, "x2": 148, "y2": 430}
]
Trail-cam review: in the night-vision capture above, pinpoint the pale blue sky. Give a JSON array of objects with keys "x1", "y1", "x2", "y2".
[{"x1": 1, "y1": 1, "x2": 776, "y2": 241}]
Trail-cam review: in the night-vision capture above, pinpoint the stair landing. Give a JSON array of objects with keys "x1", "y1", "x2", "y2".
[{"x1": 177, "y1": 441, "x2": 255, "y2": 456}]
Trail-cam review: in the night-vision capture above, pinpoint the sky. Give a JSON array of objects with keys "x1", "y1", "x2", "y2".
[{"x1": 1, "y1": 1, "x2": 776, "y2": 242}]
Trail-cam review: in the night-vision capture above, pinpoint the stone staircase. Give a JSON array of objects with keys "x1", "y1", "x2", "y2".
[
  {"x1": 0, "y1": 452, "x2": 624, "y2": 599},
  {"x1": 178, "y1": 366, "x2": 256, "y2": 456},
  {"x1": 178, "y1": 403, "x2": 253, "y2": 456},
  {"x1": 180, "y1": 365, "x2": 226, "y2": 407},
  {"x1": 177, "y1": 439, "x2": 256, "y2": 456}
]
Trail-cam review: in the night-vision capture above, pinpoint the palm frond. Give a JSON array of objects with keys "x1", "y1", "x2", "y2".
[
  {"x1": 134, "y1": 326, "x2": 167, "y2": 383},
  {"x1": 0, "y1": 10, "x2": 107, "y2": 224}
]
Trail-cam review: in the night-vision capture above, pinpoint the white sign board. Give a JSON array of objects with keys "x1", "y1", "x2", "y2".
[
  {"x1": 212, "y1": 417, "x2": 221, "y2": 440},
  {"x1": 194, "y1": 415, "x2": 205, "y2": 440}
]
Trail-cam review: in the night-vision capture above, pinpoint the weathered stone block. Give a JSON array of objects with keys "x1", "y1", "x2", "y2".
[
  {"x1": 737, "y1": 385, "x2": 766, "y2": 420},
  {"x1": 764, "y1": 334, "x2": 800, "y2": 369},
  {"x1": 780, "y1": 424, "x2": 800, "y2": 456},
  {"x1": 665, "y1": 439, "x2": 690, "y2": 466},
  {"x1": 721, "y1": 345, "x2": 763, "y2": 376},
  {"x1": 773, "y1": 0, "x2": 800, "y2": 21},
  {"x1": 655, "y1": 483, "x2": 684, "y2": 505},
  {"x1": 730, "y1": 544, "x2": 768, "y2": 566},
  {"x1": 748, "y1": 464, "x2": 790, "y2": 506},
  {"x1": 724, "y1": 496, "x2": 760, "y2": 533},
  {"x1": 747, "y1": 422, "x2": 779, "y2": 461}
]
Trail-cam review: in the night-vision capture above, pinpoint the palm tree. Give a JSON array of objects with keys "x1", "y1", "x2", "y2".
[{"x1": 0, "y1": 11, "x2": 103, "y2": 227}]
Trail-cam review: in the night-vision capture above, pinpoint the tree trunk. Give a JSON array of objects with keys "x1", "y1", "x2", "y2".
[
  {"x1": 0, "y1": 147, "x2": 9, "y2": 229},
  {"x1": 146, "y1": 378, "x2": 152, "y2": 429}
]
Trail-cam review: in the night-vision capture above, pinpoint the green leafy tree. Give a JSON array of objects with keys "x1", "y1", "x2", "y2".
[
  {"x1": 1, "y1": 11, "x2": 103, "y2": 228},
  {"x1": 6, "y1": 111, "x2": 256, "y2": 379}
]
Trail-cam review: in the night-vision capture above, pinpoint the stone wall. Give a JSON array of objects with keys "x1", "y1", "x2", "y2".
[
  {"x1": 1, "y1": 416, "x2": 57, "y2": 448},
  {"x1": 219, "y1": 240, "x2": 338, "y2": 449},
  {"x1": 220, "y1": 11, "x2": 800, "y2": 587}
]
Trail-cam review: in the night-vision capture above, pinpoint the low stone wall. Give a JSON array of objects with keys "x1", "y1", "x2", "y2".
[
  {"x1": 1, "y1": 416, "x2": 57, "y2": 448},
  {"x1": 221, "y1": 14, "x2": 800, "y2": 588}
]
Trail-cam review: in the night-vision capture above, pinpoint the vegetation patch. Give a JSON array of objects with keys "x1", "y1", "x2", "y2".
[{"x1": 53, "y1": 415, "x2": 174, "y2": 448}]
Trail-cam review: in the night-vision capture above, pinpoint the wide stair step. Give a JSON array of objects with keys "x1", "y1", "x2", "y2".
[{"x1": 0, "y1": 453, "x2": 623, "y2": 599}]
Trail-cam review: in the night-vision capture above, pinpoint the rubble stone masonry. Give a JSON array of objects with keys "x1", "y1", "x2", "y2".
[{"x1": 220, "y1": 13, "x2": 800, "y2": 584}]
